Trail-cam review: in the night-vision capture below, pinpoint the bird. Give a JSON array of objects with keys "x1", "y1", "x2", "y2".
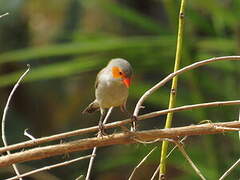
[{"x1": 82, "y1": 58, "x2": 133, "y2": 134}]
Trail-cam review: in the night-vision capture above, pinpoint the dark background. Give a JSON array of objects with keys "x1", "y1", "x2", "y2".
[{"x1": 0, "y1": 0, "x2": 240, "y2": 179}]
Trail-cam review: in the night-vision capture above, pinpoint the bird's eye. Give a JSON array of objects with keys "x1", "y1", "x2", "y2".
[{"x1": 112, "y1": 66, "x2": 124, "y2": 78}]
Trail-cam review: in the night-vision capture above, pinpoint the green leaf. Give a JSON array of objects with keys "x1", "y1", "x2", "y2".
[
  {"x1": 0, "y1": 36, "x2": 174, "y2": 64},
  {"x1": 0, "y1": 57, "x2": 101, "y2": 87}
]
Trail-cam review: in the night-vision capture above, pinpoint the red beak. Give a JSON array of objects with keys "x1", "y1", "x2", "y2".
[{"x1": 123, "y1": 77, "x2": 131, "y2": 88}]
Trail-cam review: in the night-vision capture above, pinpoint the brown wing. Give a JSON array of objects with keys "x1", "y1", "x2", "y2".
[
  {"x1": 95, "y1": 67, "x2": 106, "y2": 89},
  {"x1": 82, "y1": 100, "x2": 100, "y2": 114}
]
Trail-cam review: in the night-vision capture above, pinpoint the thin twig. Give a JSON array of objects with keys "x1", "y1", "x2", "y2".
[
  {"x1": 0, "y1": 121, "x2": 240, "y2": 168},
  {"x1": 85, "y1": 107, "x2": 114, "y2": 180},
  {"x1": 133, "y1": 138, "x2": 174, "y2": 145},
  {"x1": 24, "y1": 129, "x2": 36, "y2": 140},
  {"x1": 85, "y1": 147, "x2": 97, "y2": 180},
  {"x1": 218, "y1": 109, "x2": 240, "y2": 180},
  {"x1": 166, "y1": 136, "x2": 187, "y2": 159},
  {"x1": 1, "y1": 65, "x2": 30, "y2": 180},
  {"x1": 174, "y1": 141, "x2": 206, "y2": 180},
  {"x1": 213, "y1": 126, "x2": 240, "y2": 131},
  {"x1": 0, "y1": 99, "x2": 240, "y2": 154},
  {"x1": 0, "y1": 12, "x2": 9, "y2": 18},
  {"x1": 5, "y1": 154, "x2": 93, "y2": 180},
  {"x1": 219, "y1": 158, "x2": 240, "y2": 180},
  {"x1": 128, "y1": 147, "x2": 157, "y2": 180},
  {"x1": 151, "y1": 137, "x2": 187, "y2": 180},
  {"x1": 131, "y1": 138, "x2": 174, "y2": 180},
  {"x1": 75, "y1": 175, "x2": 84, "y2": 180},
  {"x1": 133, "y1": 138, "x2": 163, "y2": 144},
  {"x1": 151, "y1": 137, "x2": 203, "y2": 180},
  {"x1": 151, "y1": 165, "x2": 160, "y2": 180},
  {"x1": 175, "y1": 141, "x2": 206, "y2": 179}
]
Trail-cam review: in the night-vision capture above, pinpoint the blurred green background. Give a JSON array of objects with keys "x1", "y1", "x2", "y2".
[{"x1": 0, "y1": 0, "x2": 240, "y2": 179}]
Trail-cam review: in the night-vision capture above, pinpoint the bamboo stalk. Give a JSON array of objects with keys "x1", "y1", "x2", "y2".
[{"x1": 159, "y1": 0, "x2": 186, "y2": 179}]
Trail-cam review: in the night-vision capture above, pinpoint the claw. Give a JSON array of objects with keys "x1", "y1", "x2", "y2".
[
  {"x1": 130, "y1": 115, "x2": 138, "y2": 131},
  {"x1": 98, "y1": 120, "x2": 107, "y2": 137}
]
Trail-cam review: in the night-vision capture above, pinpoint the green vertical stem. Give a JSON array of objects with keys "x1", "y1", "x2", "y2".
[{"x1": 159, "y1": 0, "x2": 186, "y2": 179}]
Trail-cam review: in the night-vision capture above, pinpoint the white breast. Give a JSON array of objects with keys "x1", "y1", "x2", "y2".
[{"x1": 95, "y1": 70, "x2": 128, "y2": 109}]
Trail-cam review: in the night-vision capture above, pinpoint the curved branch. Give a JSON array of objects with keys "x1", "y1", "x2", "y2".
[
  {"x1": 0, "y1": 100, "x2": 240, "y2": 154},
  {"x1": 0, "y1": 121, "x2": 239, "y2": 168},
  {"x1": 1, "y1": 65, "x2": 30, "y2": 179},
  {"x1": 133, "y1": 56, "x2": 240, "y2": 117}
]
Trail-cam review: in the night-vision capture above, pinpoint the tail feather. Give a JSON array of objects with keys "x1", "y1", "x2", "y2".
[{"x1": 82, "y1": 101, "x2": 100, "y2": 114}]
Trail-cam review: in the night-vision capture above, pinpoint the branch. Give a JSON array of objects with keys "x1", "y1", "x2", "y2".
[
  {"x1": 24, "y1": 129, "x2": 36, "y2": 140},
  {"x1": 0, "y1": 13, "x2": 9, "y2": 19},
  {"x1": 1, "y1": 65, "x2": 30, "y2": 179},
  {"x1": 219, "y1": 158, "x2": 240, "y2": 180},
  {"x1": 0, "y1": 99, "x2": 240, "y2": 154},
  {"x1": 151, "y1": 165, "x2": 160, "y2": 180},
  {"x1": 0, "y1": 121, "x2": 239, "y2": 168},
  {"x1": 133, "y1": 55, "x2": 240, "y2": 117},
  {"x1": 5, "y1": 155, "x2": 93, "y2": 180}
]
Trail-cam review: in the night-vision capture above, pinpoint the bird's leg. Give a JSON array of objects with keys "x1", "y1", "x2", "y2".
[
  {"x1": 98, "y1": 109, "x2": 107, "y2": 136},
  {"x1": 120, "y1": 104, "x2": 138, "y2": 131},
  {"x1": 130, "y1": 115, "x2": 138, "y2": 132}
]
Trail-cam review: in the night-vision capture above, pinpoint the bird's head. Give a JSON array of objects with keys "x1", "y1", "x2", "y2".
[{"x1": 109, "y1": 58, "x2": 132, "y2": 88}]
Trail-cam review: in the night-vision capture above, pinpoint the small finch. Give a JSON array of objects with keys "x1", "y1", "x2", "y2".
[{"x1": 82, "y1": 58, "x2": 133, "y2": 134}]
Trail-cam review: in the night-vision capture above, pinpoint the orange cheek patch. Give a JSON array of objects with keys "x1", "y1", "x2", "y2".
[{"x1": 112, "y1": 66, "x2": 122, "y2": 78}]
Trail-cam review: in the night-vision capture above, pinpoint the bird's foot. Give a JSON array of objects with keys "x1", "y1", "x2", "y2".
[
  {"x1": 130, "y1": 115, "x2": 138, "y2": 132},
  {"x1": 97, "y1": 121, "x2": 107, "y2": 137}
]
